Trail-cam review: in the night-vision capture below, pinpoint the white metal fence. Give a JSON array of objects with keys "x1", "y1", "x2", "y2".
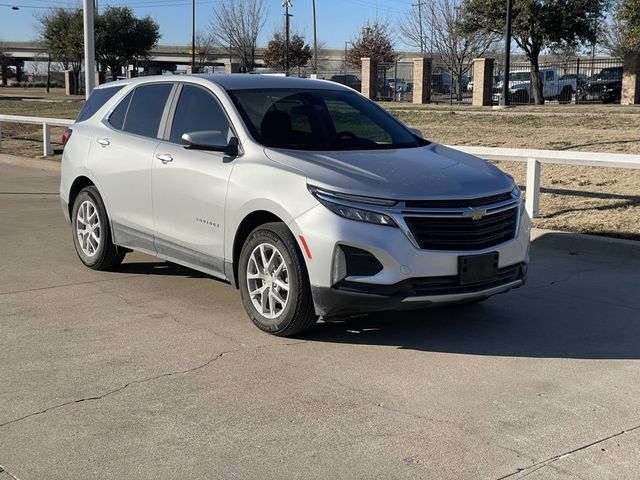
[
  {"x1": 0, "y1": 114, "x2": 74, "y2": 157},
  {"x1": 1, "y1": 114, "x2": 639, "y2": 220}
]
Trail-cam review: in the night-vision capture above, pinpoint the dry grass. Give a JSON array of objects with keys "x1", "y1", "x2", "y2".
[{"x1": 0, "y1": 93, "x2": 639, "y2": 239}]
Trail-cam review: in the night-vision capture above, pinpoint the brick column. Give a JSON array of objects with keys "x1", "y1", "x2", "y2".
[
  {"x1": 224, "y1": 62, "x2": 241, "y2": 74},
  {"x1": 64, "y1": 70, "x2": 75, "y2": 95},
  {"x1": 361, "y1": 57, "x2": 377, "y2": 99},
  {"x1": 622, "y1": 53, "x2": 640, "y2": 105},
  {"x1": 412, "y1": 58, "x2": 432, "y2": 104},
  {"x1": 472, "y1": 58, "x2": 495, "y2": 107}
]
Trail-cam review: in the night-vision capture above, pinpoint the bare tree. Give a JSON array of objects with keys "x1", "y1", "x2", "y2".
[
  {"x1": 423, "y1": 0, "x2": 497, "y2": 100},
  {"x1": 209, "y1": 0, "x2": 267, "y2": 71},
  {"x1": 193, "y1": 32, "x2": 216, "y2": 72}
]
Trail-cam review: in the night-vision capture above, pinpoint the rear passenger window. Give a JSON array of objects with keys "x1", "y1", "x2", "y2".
[
  {"x1": 123, "y1": 84, "x2": 173, "y2": 138},
  {"x1": 170, "y1": 85, "x2": 231, "y2": 144},
  {"x1": 108, "y1": 91, "x2": 132, "y2": 130},
  {"x1": 76, "y1": 85, "x2": 123, "y2": 122}
]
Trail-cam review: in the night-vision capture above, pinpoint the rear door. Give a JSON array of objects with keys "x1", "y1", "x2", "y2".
[
  {"x1": 151, "y1": 83, "x2": 237, "y2": 275},
  {"x1": 88, "y1": 83, "x2": 174, "y2": 252}
]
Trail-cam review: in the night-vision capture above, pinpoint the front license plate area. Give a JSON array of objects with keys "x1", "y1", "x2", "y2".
[{"x1": 459, "y1": 252, "x2": 499, "y2": 285}]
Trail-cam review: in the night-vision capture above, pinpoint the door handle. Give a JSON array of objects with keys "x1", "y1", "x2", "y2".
[
  {"x1": 156, "y1": 153, "x2": 173, "y2": 164},
  {"x1": 96, "y1": 137, "x2": 110, "y2": 147}
]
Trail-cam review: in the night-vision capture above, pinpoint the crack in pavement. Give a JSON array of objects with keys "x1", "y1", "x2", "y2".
[
  {"x1": 526, "y1": 269, "x2": 597, "y2": 290},
  {"x1": 0, "y1": 276, "x2": 134, "y2": 297},
  {"x1": 0, "y1": 464, "x2": 20, "y2": 480},
  {"x1": 0, "y1": 341, "x2": 303, "y2": 430},
  {"x1": 495, "y1": 423, "x2": 640, "y2": 479}
]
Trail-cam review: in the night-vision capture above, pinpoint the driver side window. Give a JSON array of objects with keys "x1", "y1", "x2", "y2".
[{"x1": 170, "y1": 84, "x2": 232, "y2": 144}]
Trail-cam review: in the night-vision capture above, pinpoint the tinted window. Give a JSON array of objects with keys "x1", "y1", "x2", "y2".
[
  {"x1": 170, "y1": 85, "x2": 231, "y2": 144},
  {"x1": 123, "y1": 84, "x2": 173, "y2": 138},
  {"x1": 108, "y1": 91, "x2": 132, "y2": 130},
  {"x1": 229, "y1": 88, "x2": 426, "y2": 151},
  {"x1": 76, "y1": 86, "x2": 123, "y2": 122}
]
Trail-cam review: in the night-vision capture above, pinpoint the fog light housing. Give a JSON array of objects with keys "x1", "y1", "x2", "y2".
[{"x1": 331, "y1": 245, "x2": 383, "y2": 285}]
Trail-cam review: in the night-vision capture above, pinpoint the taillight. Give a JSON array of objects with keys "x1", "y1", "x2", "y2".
[{"x1": 62, "y1": 128, "x2": 73, "y2": 147}]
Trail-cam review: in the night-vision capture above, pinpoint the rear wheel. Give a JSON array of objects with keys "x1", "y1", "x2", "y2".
[
  {"x1": 71, "y1": 186, "x2": 126, "y2": 270},
  {"x1": 558, "y1": 86, "x2": 573, "y2": 104},
  {"x1": 238, "y1": 222, "x2": 317, "y2": 336}
]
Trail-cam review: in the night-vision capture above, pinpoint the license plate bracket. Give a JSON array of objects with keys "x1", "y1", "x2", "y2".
[{"x1": 459, "y1": 252, "x2": 499, "y2": 285}]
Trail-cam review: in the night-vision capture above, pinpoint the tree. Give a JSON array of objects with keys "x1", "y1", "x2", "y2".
[
  {"x1": 462, "y1": 0, "x2": 610, "y2": 104},
  {"x1": 347, "y1": 20, "x2": 395, "y2": 68},
  {"x1": 616, "y1": 0, "x2": 640, "y2": 51},
  {"x1": 263, "y1": 31, "x2": 312, "y2": 74},
  {"x1": 193, "y1": 32, "x2": 215, "y2": 72},
  {"x1": 0, "y1": 45, "x2": 12, "y2": 86},
  {"x1": 38, "y1": 8, "x2": 84, "y2": 93},
  {"x1": 95, "y1": 6, "x2": 161, "y2": 80},
  {"x1": 400, "y1": 0, "x2": 497, "y2": 100},
  {"x1": 210, "y1": 0, "x2": 267, "y2": 71}
]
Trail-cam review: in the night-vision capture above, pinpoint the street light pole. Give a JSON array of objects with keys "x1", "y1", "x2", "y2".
[
  {"x1": 499, "y1": 0, "x2": 512, "y2": 107},
  {"x1": 283, "y1": 0, "x2": 292, "y2": 76},
  {"x1": 82, "y1": 0, "x2": 95, "y2": 98},
  {"x1": 191, "y1": 0, "x2": 196, "y2": 72},
  {"x1": 312, "y1": 0, "x2": 318, "y2": 73}
]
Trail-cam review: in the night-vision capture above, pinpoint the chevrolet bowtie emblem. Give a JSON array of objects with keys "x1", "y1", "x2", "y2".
[{"x1": 469, "y1": 209, "x2": 485, "y2": 220}]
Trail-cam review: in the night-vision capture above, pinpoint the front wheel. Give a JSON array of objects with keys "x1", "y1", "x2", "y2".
[
  {"x1": 71, "y1": 186, "x2": 126, "y2": 270},
  {"x1": 238, "y1": 222, "x2": 317, "y2": 336}
]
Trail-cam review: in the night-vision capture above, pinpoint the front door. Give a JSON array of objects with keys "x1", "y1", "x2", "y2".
[{"x1": 152, "y1": 83, "x2": 237, "y2": 276}]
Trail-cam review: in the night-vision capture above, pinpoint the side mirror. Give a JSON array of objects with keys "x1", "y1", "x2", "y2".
[
  {"x1": 408, "y1": 127, "x2": 423, "y2": 138},
  {"x1": 181, "y1": 130, "x2": 239, "y2": 156}
]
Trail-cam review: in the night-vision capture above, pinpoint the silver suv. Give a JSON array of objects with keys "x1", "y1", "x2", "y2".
[{"x1": 60, "y1": 74, "x2": 531, "y2": 336}]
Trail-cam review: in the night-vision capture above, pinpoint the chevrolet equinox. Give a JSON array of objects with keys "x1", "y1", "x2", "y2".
[{"x1": 60, "y1": 74, "x2": 531, "y2": 336}]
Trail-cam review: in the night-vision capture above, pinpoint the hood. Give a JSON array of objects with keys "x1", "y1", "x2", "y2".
[{"x1": 264, "y1": 143, "x2": 515, "y2": 201}]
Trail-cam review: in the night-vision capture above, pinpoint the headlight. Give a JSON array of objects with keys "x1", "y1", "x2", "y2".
[{"x1": 308, "y1": 186, "x2": 398, "y2": 227}]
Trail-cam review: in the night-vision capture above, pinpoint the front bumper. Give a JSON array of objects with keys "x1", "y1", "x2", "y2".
[
  {"x1": 290, "y1": 203, "x2": 531, "y2": 316},
  {"x1": 311, "y1": 263, "x2": 527, "y2": 316}
]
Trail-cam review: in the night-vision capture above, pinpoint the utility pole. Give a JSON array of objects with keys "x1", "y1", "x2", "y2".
[
  {"x1": 413, "y1": 1, "x2": 425, "y2": 54},
  {"x1": 312, "y1": 0, "x2": 318, "y2": 73},
  {"x1": 499, "y1": 0, "x2": 513, "y2": 107},
  {"x1": 82, "y1": 0, "x2": 95, "y2": 98},
  {"x1": 191, "y1": 0, "x2": 196, "y2": 72},
  {"x1": 283, "y1": 0, "x2": 292, "y2": 76}
]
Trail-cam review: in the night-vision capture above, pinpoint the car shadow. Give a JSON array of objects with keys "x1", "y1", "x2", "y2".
[
  {"x1": 299, "y1": 297, "x2": 640, "y2": 360},
  {"x1": 114, "y1": 260, "x2": 213, "y2": 279}
]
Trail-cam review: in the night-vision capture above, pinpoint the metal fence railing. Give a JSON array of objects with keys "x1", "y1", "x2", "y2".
[
  {"x1": 375, "y1": 61, "x2": 414, "y2": 102},
  {"x1": 431, "y1": 62, "x2": 474, "y2": 104},
  {"x1": 491, "y1": 57, "x2": 624, "y2": 106}
]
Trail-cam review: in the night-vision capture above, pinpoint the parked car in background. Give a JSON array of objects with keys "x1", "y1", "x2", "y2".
[
  {"x1": 493, "y1": 68, "x2": 577, "y2": 104},
  {"x1": 576, "y1": 67, "x2": 623, "y2": 104},
  {"x1": 431, "y1": 72, "x2": 470, "y2": 94},
  {"x1": 60, "y1": 74, "x2": 530, "y2": 336},
  {"x1": 467, "y1": 75, "x2": 502, "y2": 92},
  {"x1": 560, "y1": 73, "x2": 588, "y2": 88},
  {"x1": 329, "y1": 74, "x2": 361, "y2": 91}
]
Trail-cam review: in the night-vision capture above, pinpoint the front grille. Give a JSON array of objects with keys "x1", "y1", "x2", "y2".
[
  {"x1": 404, "y1": 192, "x2": 513, "y2": 209},
  {"x1": 405, "y1": 207, "x2": 518, "y2": 250}
]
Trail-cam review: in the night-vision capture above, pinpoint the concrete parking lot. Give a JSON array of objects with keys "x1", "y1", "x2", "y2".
[{"x1": 1, "y1": 160, "x2": 639, "y2": 480}]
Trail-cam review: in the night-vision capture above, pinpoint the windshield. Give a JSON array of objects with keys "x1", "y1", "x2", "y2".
[
  {"x1": 227, "y1": 88, "x2": 426, "y2": 151},
  {"x1": 508, "y1": 72, "x2": 531, "y2": 82},
  {"x1": 590, "y1": 68, "x2": 623, "y2": 81}
]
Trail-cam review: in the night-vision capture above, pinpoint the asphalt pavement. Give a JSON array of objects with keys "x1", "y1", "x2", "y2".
[{"x1": 1, "y1": 160, "x2": 639, "y2": 480}]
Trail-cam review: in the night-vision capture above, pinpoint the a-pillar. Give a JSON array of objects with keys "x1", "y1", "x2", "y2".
[
  {"x1": 361, "y1": 57, "x2": 377, "y2": 99},
  {"x1": 621, "y1": 52, "x2": 640, "y2": 105},
  {"x1": 412, "y1": 58, "x2": 432, "y2": 104},
  {"x1": 472, "y1": 58, "x2": 495, "y2": 107}
]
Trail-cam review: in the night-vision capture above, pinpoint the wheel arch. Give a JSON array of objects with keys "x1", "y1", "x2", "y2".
[
  {"x1": 230, "y1": 210, "x2": 287, "y2": 288},
  {"x1": 68, "y1": 176, "x2": 96, "y2": 219}
]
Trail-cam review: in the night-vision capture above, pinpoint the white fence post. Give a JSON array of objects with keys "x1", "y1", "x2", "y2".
[
  {"x1": 526, "y1": 158, "x2": 541, "y2": 218},
  {"x1": 42, "y1": 122, "x2": 52, "y2": 156}
]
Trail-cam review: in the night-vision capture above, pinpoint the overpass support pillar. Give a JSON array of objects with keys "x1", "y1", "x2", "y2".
[
  {"x1": 15, "y1": 60, "x2": 24, "y2": 83},
  {"x1": 472, "y1": 58, "x2": 495, "y2": 107},
  {"x1": 622, "y1": 53, "x2": 640, "y2": 105}
]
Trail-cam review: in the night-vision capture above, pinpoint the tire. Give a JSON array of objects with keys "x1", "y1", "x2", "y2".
[
  {"x1": 71, "y1": 186, "x2": 126, "y2": 270},
  {"x1": 512, "y1": 90, "x2": 529, "y2": 105},
  {"x1": 558, "y1": 86, "x2": 573, "y2": 104},
  {"x1": 238, "y1": 222, "x2": 318, "y2": 336}
]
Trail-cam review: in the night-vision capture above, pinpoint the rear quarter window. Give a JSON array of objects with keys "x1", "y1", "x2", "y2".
[{"x1": 76, "y1": 86, "x2": 124, "y2": 122}]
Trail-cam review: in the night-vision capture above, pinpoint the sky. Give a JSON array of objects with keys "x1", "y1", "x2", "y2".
[{"x1": 0, "y1": 0, "x2": 415, "y2": 50}]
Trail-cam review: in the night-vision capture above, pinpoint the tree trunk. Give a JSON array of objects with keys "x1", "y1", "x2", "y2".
[
  {"x1": 110, "y1": 64, "x2": 118, "y2": 81},
  {"x1": 529, "y1": 54, "x2": 544, "y2": 105}
]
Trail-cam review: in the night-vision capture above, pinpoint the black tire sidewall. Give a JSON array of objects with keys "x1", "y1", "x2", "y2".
[
  {"x1": 238, "y1": 226, "x2": 303, "y2": 334},
  {"x1": 71, "y1": 187, "x2": 110, "y2": 268}
]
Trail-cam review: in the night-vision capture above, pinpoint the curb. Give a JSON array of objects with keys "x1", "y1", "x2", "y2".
[
  {"x1": 0, "y1": 154, "x2": 61, "y2": 172},
  {"x1": 531, "y1": 227, "x2": 640, "y2": 260}
]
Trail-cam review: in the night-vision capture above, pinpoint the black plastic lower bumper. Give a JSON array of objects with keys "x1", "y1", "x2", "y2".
[{"x1": 311, "y1": 262, "x2": 527, "y2": 317}]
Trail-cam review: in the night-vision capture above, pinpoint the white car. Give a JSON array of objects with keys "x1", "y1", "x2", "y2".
[{"x1": 60, "y1": 74, "x2": 531, "y2": 335}]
